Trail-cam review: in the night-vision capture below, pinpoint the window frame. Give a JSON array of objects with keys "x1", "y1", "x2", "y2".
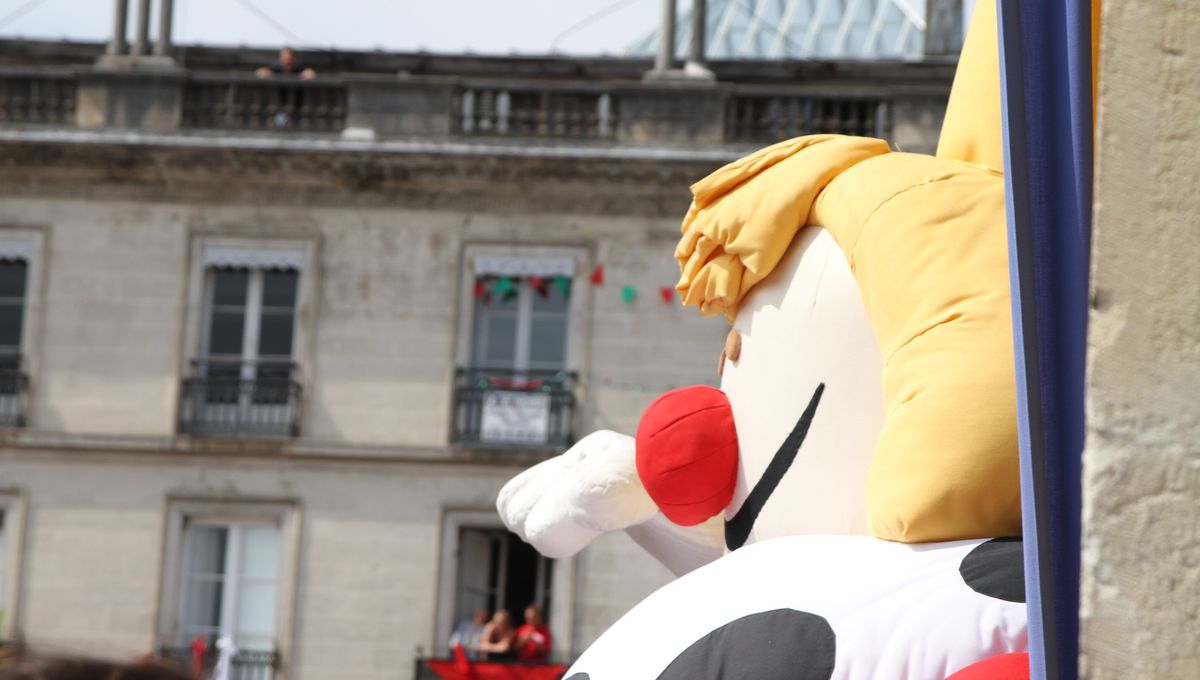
[
  {"x1": 0, "y1": 230, "x2": 44, "y2": 428},
  {"x1": 180, "y1": 237, "x2": 317, "y2": 436},
  {"x1": 454, "y1": 245, "x2": 590, "y2": 374},
  {"x1": 0, "y1": 489, "x2": 28, "y2": 641},
  {"x1": 156, "y1": 498, "x2": 301, "y2": 670},
  {"x1": 433, "y1": 508, "x2": 577, "y2": 659}
]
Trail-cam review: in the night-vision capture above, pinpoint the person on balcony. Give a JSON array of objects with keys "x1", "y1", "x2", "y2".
[
  {"x1": 478, "y1": 610, "x2": 517, "y2": 660},
  {"x1": 449, "y1": 609, "x2": 490, "y2": 659},
  {"x1": 514, "y1": 603, "x2": 552, "y2": 662},
  {"x1": 255, "y1": 47, "x2": 316, "y2": 79}
]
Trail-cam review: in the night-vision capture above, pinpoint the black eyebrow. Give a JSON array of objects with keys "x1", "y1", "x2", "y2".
[{"x1": 724, "y1": 382, "x2": 825, "y2": 551}]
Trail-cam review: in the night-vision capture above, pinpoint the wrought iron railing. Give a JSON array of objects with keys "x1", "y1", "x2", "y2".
[
  {"x1": 159, "y1": 646, "x2": 277, "y2": 680},
  {"x1": 725, "y1": 93, "x2": 889, "y2": 144},
  {"x1": 454, "y1": 86, "x2": 614, "y2": 139},
  {"x1": 0, "y1": 353, "x2": 29, "y2": 428},
  {"x1": 178, "y1": 358, "x2": 302, "y2": 438},
  {"x1": 451, "y1": 367, "x2": 576, "y2": 449},
  {"x1": 182, "y1": 75, "x2": 346, "y2": 133},
  {"x1": 0, "y1": 70, "x2": 76, "y2": 125}
]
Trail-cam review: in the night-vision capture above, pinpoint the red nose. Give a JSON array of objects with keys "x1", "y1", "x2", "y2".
[{"x1": 635, "y1": 385, "x2": 739, "y2": 526}]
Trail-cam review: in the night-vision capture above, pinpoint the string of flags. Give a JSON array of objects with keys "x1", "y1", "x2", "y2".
[{"x1": 474, "y1": 263, "x2": 679, "y2": 307}]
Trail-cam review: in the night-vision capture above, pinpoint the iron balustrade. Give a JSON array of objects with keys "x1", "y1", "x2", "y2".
[
  {"x1": 0, "y1": 353, "x2": 29, "y2": 428},
  {"x1": 159, "y1": 646, "x2": 277, "y2": 680},
  {"x1": 0, "y1": 70, "x2": 76, "y2": 125},
  {"x1": 451, "y1": 368, "x2": 576, "y2": 449},
  {"x1": 182, "y1": 75, "x2": 346, "y2": 133},
  {"x1": 455, "y1": 86, "x2": 614, "y2": 139},
  {"x1": 725, "y1": 93, "x2": 889, "y2": 144},
  {"x1": 178, "y1": 358, "x2": 302, "y2": 438}
]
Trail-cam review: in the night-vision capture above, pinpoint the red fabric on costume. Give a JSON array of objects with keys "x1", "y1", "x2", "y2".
[
  {"x1": 636, "y1": 385, "x2": 739, "y2": 526},
  {"x1": 945, "y1": 652, "x2": 1030, "y2": 680},
  {"x1": 514, "y1": 623, "x2": 551, "y2": 661}
]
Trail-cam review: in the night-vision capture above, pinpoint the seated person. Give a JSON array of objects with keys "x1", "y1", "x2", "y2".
[
  {"x1": 255, "y1": 47, "x2": 316, "y2": 79},
  {"x1": 478, "y1": 610, "x2": 516, "y2": 660},
  {"x1": 514, "y1": 603, "x2": 552, "y2": 662}
]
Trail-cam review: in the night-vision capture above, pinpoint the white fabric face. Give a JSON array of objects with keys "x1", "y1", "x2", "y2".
[
  {"x1": 720, "y1": 227, "x2": 886, "y2": 543},
  {"x1": 567, "y1": 535, "x2": 1028, "y2": 680}
]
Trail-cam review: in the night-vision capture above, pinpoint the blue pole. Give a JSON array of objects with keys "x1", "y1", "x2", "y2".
[{"x1": 997, "y1": 1, "x2": 1093, "y2": 678}]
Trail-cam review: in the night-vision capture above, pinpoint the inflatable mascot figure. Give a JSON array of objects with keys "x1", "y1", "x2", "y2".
[{"x1": 499, "y1": 2, "x2": 1028, "y2": 677}]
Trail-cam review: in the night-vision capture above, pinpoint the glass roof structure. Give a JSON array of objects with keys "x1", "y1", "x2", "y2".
[{"x1": 628, "y1": 0, "x2": 929, "y2": 60}]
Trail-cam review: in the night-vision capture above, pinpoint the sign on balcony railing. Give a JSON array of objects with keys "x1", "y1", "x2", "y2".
[
  {"x1": 451, "y1": 368, "x2": 575, "y2": 449},
  {"x1": 725, "y1": 94, "x2": 889, "y2": 144},
  {"x1": 455, "y1": 87, "x2": 614, "y2": 139},
  {"x1": 182, "y1": 77, "x2": 346, "y2": 133},
  {"x1": 178, "y1": 358, "x2": 302, "y2": 438},
  {"x1": 0, "y1": 73, "x2": 76, "y2": 125}
]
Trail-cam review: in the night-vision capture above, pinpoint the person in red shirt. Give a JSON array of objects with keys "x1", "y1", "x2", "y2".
[{"x1": 514, "y1": 603, "x2": 552, "y2": 661}]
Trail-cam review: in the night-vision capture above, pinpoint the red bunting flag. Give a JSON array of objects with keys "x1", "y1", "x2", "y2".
[
  {"x1": 473, "y1": 279, "x2": 487, "y2": 299},
  {"x1": 589, "y1": 264, "x2": 604, "y2": 286},
  {"x1": 659, "y1": 287, "x2": 675, "y2": 303},
  {"x1": 529, "y1": 275, "x2": 548, "y2": 297}
]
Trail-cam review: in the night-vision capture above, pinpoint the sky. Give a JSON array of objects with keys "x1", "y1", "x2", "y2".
[{"x1": 0, "y1": 0, "x2": 666, "y2": 56}]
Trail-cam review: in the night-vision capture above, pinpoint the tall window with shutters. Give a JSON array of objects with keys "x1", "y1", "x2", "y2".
[
  {"x1": 452, "y1": 255, "x2": 577, "y2": 448},
  {"x1": 179, "y1": 246, "x2": 304, "y2": 437}
]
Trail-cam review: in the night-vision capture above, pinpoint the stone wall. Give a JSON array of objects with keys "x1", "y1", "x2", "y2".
[{"x1": 1081, "y1": 1, "x2": 1200, "y2": 677}]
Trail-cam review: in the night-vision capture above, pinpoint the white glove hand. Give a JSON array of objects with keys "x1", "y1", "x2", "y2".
[{"x1": 497, "y1": 430, "x2": 658, "y2": 558}]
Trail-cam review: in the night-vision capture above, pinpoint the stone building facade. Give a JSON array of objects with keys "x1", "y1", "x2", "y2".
[{"x1": 0, "y1": 38, "x2": 951, "y2": 679}]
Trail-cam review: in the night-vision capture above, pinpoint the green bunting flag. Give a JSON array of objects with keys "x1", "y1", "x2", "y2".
[
  {"x1": 553, "y1": 275, "x2": 572, "y2": 299},
  {"x1": 492, "y1": 276, "x2": 517, "y2": 300},
  {"x1": 621, "y1": 285, "x2": 637, "y2": 303}
]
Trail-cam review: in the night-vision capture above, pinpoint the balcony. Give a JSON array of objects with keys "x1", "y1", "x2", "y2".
[
  {"x1": 182, "y1": 74, "x2": 347, "y2": 133},
  {"x1": 178, "y1": 358, "x2": 302, "y2": 438},
  {"x1": 454, "y1": 85, "x2": 614, "y2": 139},
  {"x1": 0, "y1": 353, "x2": 29, "y2": 428},
  {"x1": 0, "y1": 52, "x2": 952, "y2": 154},
  {"x1": 725, "y1": 93, "x2": 889, "y2": 144},
  {"x1": 159, "y1": 646, "x2": 277, "y2": 680},
  {"x1": 0, "y1": 68, "x2": 76, "y2": 125},
  {"x1": 450, "y1": 368, "x2": 576, "y2": 449}
]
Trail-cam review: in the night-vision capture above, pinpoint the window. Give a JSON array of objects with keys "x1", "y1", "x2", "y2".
[
  {"x1": 179, "y1": 521, "x2": 280, "y2": 652},
  {"x1": 454, "y1": 527, "x2": 552, "y2": 633},
  {"x1": 157, "y1": 500, "x2": 297, "y2": 680},
  {"x1": 452, "y1": 253, "x2": 579, "y2": 448},
  {"x1": 434, "y1": 511, "x2": 563, "y2": 658},
  {"x1": 0, "y1": 241, "x2": 31, "y2": 427},
  {"x1": 0, "y1": 491, "x2": 26, "y2": 641},
  {"x1": 180, "y1": 244, "x2": 308, "y2": 437},
  {"x1": 0, "y1": 507, "x2": 8, "y2": 635}
]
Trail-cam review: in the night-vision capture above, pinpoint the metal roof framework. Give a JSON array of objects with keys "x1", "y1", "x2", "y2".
[{"x1": 629, "y1": 0, "x2": 927, "y2": 60}]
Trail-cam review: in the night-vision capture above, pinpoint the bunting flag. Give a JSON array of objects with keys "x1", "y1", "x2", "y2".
[
  {"x1": 621, "y1": 285, "x2": 637, "y2": 303},
  {"x1": 659, "y1": 287, "x2": 675, "y2": 303},
  {"x1": 553, "y1": 275, "x2": 571, "y2": 299},
  {"x1": 589, "y1": 264, "x2": 605, "y2": 286},
  {"x1": 529, "y1": 275, "x2": 549, "y2": 298},
  {"x1": 492, "y1": 276, "x2": 518, "y2": 301},
  {"x1": 473, "y1": 279, "x2": 487, "y2": 300}
]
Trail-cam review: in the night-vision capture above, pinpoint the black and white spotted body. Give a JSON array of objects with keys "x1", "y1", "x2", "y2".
[{"x1": 565, "y1": 536, "x2": 1026, "y2": 680}]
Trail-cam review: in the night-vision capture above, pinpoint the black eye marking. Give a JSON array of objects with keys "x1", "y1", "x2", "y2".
[
  {"x1": 724, "y1": 383, "x2": 825, "y2": 551},
  {"x1": 655, "y1": 608, "x2": 836, "y2": 680},
  {"x1": 959, "y1": 537, "x2": 1025, "y2": 603}
]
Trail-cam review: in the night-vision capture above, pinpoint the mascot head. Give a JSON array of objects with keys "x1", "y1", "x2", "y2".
[{"x1": 637, "y1": 0, "x2": 1021, "y2": 548}]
